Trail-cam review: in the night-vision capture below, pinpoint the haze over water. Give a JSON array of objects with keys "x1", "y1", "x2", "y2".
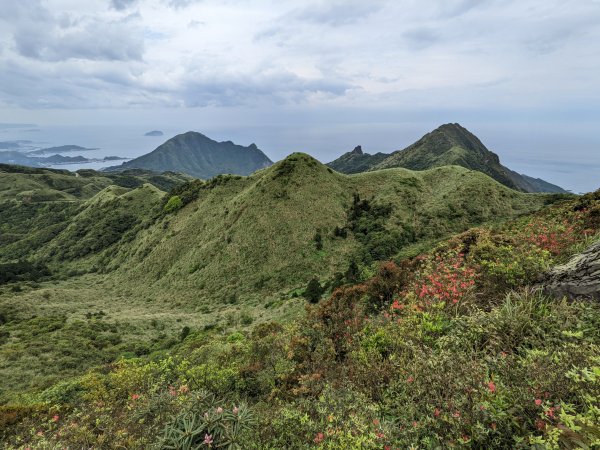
[{"x1": 1, "y1": 119, "x2": 597, "y2": 194}]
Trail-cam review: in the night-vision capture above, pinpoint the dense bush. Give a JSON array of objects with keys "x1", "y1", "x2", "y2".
[{"x1": 0, "y1": 260, "x2": 50, "y2": 284}]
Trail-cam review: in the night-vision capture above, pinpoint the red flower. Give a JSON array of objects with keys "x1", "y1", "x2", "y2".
[
  {"x1": 131, "y1": 394, "x2": 140, "y2": 400},
  {"x1": 372, "y1": 419, "x2": 380, "y2": 426},
  {"x1": 487, "y1": 381, "x2": 496, "y2": 393},
  {"x1": 314, "y1": 432, "x2": 325, "y2": 443},
  {"x1": 535, "y1": 399, "x2": 542, "y2": 406},
  {"x1": 407, "y1": 376, "x2": 414, "y2": 383},
  {"x1": 52, "y1": 415, "x2": 59, "y2": 422},
  {"x1": 434, "y1": 408, "x2": 441, "y2": 417}
]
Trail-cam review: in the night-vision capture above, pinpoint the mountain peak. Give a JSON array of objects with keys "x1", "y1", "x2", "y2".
[
  {"x1": 351, "y1": 145, "x2": 363, "y2": 155},
  {"x1": 104, "y1": 132, "x2": 273, "y2": 179}
]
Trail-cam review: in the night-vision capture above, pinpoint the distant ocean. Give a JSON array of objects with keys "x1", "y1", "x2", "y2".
[
  {"x1": 0, "y1": 125, "x2": 182, "y2": 171},
  {"x1": 0, "y1": 123, "x2": 597, "y2": 193}
]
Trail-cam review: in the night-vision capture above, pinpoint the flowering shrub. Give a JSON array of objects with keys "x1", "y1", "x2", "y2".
[
  {"x1": 400, "y1": 250, "x2": 477, "y2": 310},
  {"x1": 161, "y1": 391, "x2": 253, "y2": 449}
]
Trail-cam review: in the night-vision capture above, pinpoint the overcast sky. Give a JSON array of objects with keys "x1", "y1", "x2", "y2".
[{"x1": 0, "y1": 0, "x2": 599, "y2": 191}]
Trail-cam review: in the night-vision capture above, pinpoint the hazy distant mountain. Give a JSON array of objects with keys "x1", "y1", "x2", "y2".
[
  {"x1": 0, "y1": 151, "x2": 125, "y2": 167},
  {"x1": 145, "y1": 130, "x2": 164, "y2": 136},
  {"x1": 327, "y1": 123, "x2": 567, "y2": 193},
  {"x1": 105, "y1": 131, "x2": 273, "y2": 179},
  {"x1": 28, "y1": 145, "x2": 97, "y2": 155}
]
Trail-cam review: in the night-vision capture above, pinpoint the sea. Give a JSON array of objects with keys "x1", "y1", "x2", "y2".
[
  {"x1": 0, "y1": 122, "x2": 597, "y2": 194},
  {"x1": 0, "y1": 124, "x2": 181, "y2": 172}
]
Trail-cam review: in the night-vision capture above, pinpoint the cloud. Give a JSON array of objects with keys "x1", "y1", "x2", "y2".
[
  {"x1": 164, "y1": 0, "x2": 203, "y2": 9},
  {"x1": 110, "y1": 0, "x2": 138, "y2": 10},
  {"x1": 12, "y1": 19, "x2": 144, "y2": 62},
  {"x1": 290, "y1": 1, "x2": 385, "y2": 27},
  {"x1": 402, "y1": 28, "x2": 441, "y2": 50},
  {"x1": 181, "y1": 71, "x2": 355, "y2": 107}
]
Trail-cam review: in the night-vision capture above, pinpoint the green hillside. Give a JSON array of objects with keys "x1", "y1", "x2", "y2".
[
  {"x1": 0, "y1": 155, "x2": 561, "y2": 400},
  {"x1": 105, "y1": 131, "x2": 273, "y2": 178},
  {"x1": 2, "y1": 182, "x2": 598, "y2": 448},
  {"x1": 101, "y1": 153, "x2": 552, "y2": 303},
  {"x1": 326, "y1": 145, "x2": 389, "y2": 174},
  {"x1": 327, "y1": 124, "x2": 567, "y2": 193}
]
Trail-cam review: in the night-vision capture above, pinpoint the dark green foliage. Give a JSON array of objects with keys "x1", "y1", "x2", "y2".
[
  {"x1": 314, "y1": 230, "x2": 323, "y2": 250},
  {"x1": 333, "y1": 226, "x2": 347, "y2": 238},
  {"x1": 345, "y1": 260, "x2": 360, "y2": 283},
  {"x1": 0, "y1": 260, "x2": 50, "y2": 284},
  {"x1": 180, "y1": 326, "x2": 191, "y2": 342},
  {"x1": 54, "y1": 206, "x2": 138, "y2": 260},
  {"x1": 304, "y1": 278, "x2": 323, "y2": 303},
  {"x1": 347, "y1": 193, "x2": 413, "y2": 261}
]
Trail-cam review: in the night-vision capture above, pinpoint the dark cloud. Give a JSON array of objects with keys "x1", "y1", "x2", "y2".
[
  {"x1": 182, "y1": 71, "x2": 354, "y2": 107},
  {"x1": 110, "y1": 0, "x2": 138, "y2": 10}
]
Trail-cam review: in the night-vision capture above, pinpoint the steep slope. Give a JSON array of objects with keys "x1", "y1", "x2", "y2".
[
  {"x1": 516, "y1": 172, "x2": 569, "y2": 194},
  {"x1": 0, "y1": 164, "x2": 190, "y2": 261},
  {"x1": 99, "y1": 154, "x2": 551, "y2": 305},
  {"x1": 375, "y1": 123, "x2": 525, "y2": 190},
  {"x1": 0, "y1": 155, "x2": 559, "y2": 398},
  {"x1": 327, "y1": 124, "x2": 566, "y2": 193},
  {"x1": 105, "y1": 131, "x2": 273, "y2": 178},
  {"x1": 327, "y1": 145, "x2": 389, "y2": 174}
]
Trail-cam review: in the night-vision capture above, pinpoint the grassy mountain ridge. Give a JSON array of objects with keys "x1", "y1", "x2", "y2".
[
  {"x1": 327, "y1": 123, "x2": 567, "y2": 193},
  {"x1": 0, "y1": 154, "x2": 559, "y2": 399},
  {"x1": 326, "y1": 145, "x2": 389, "y2": 174},
  {"x1": 105, "y1": 131, "x2": 273, "y2": 179},
  {"x1": 103, "y1": 153, "x2": 551, "y2": 303}
]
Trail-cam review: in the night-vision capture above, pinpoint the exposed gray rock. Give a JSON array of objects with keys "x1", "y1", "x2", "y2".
[{"x1": 542, "y1": 241, "x2": 600, "y2": 299}]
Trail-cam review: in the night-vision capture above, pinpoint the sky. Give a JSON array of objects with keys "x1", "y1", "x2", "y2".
[{"x1": 0, "y1": 0, "x2": 599, "y2": 192}]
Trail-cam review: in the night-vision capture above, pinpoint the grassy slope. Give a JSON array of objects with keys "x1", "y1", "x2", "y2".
[
  {"x1": 0, "y1": 154, "x2": 553, "y2": 398},
  {"x1": 105, "y1": 154, "x2": 548, "y2": 304}
]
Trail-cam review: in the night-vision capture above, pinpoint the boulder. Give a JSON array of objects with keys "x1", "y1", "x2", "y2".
[{"x1": 542, "y1": 241, "x2": 600, "y2": 299}]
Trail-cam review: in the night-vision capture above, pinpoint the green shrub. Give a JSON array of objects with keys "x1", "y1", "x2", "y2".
[{"x1": 164, "y1": 195, "x2": 183, "y2": 213}]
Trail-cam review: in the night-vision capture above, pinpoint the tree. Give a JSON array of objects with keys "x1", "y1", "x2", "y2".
[
  {"x1": 314, "y1": 230, "x2": 323, "y2": 250},
  {"x1": 304, "y1": 278, "x2": 323, "y2": 303},
  {"x1": 345, "y1": 260, "x2": 360, "y2": 283}
]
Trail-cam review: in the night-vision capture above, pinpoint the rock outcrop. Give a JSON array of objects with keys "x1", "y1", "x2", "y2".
[{"x1": 542, "y1": 241, "x2": 600, "y2": 299}]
